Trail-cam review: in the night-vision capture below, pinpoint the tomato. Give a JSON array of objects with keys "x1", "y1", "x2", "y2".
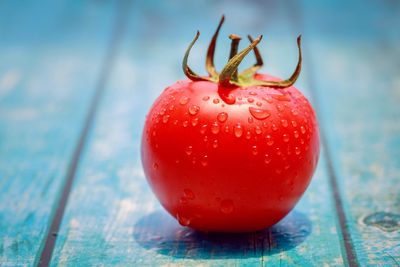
[{"x1": 141, "y1": 16, "x2": 319, "y2": 232}]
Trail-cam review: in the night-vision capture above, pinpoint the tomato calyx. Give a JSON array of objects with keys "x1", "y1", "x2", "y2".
[{"x1": 182, "y1": 16, "x2": 302, "y2": 89}]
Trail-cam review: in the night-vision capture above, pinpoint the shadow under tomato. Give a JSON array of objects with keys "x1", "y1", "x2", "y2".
[{"x1": 133, "y1": 209, "x2": 312, "y2": 259}]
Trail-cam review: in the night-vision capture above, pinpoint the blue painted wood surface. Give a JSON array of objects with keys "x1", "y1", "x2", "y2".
[{"x1": 0, "y1": 0, "x2": 399, "y2": 266}]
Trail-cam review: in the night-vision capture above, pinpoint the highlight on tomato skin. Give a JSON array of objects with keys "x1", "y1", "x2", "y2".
[{"x1": 140, "y1": 16, "x2": 320, "y2": 233}]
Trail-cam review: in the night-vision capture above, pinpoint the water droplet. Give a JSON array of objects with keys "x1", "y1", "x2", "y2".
[
  {"x1": 255, "y1": 126, "x2": 262, "y2": 135},
  {"x1": 256, "y1": 101, "x2": 262, "y2": 107},
  {"x1": 263, "y1": 96, "x2": 273, "y2": 103},
  {"x1": 213, "y1": 98, "x2": 220, "y2": 104},
  {"x1": 220, "y1": 199, "x2": 234, "y2": 214},
  {"x1": 248, "y1": 117, "x2": 254, "y2": 123},
  {"x1": 192, "y1": 157, "x2": 197, "y2": 164},
  {"x1": 249, "y1": 107, "x2": 271, "y2": 120},
  {"x1": 284, "y1": 164, "x2": 290, "y2": 170},
  {"x1": 173, "y1": 120, "x2": 178, "y2": 125},
  {"x1": 252, "y1": 145, "x2": 258, "y2": 155},
  {"x1": 266, "y1": 135, "x2": 274, "y2": 146},
  {"x1": 153, "y1": 163, "x2": 158, "y2": 169},
  {"x1": 272, "y1": 124, "x2": 278, "y2": 131},
  {"x1": 179, "y1": 197, "x2": 188, "y2": 204},
  {"x1": 224, "y1": 125, "x2": 230, "y2": 133},
  {"x1": 189, "y1": 105, "x2": 200, "y2": 115},
  {"x1": 203, "y1": 135, "x2": 208, "y2": 142},
  {"x1": 185, "y1": 146, "x2": 193, "y2": 155},
  {"x1": 162, "y1": 115, "x2": 170, "y2": 123},
  {"x1": 159, "y1": 108, "x2": 166, "y2": 115},
  {"x1": 275, "y1": 169, "x2": 282, "y2": 174},
  {"x1": 264, "y1": 154, "x2": 271, "y2": 164},
  {"x1": 200, "y1": 124, "x2": 207, "y2": 134},
  {"x1": 211, "y1": 122, "x2": 220, "y2": 134},
  {"x1": 184, "y1": 189, "x2": 195, "y2": 200},
  {"x1": 295, "y1": 147, "x2": 301, "y2": 155},
  {"x1": 152, "y1": 131, "x2": 156, "y2": 137},
  {"x1": 217, "y1": 112, "x2": 228, "y2": 122},
  {"x1": 201, "y1": 155, "x2": 208, "y2": 166},
  {"x1": 272, "y1": 94, "x2": 291, "y2": 102},
  {"x1": 276, "y1": 104, "x2": 284, "y2": 112},
  {"x1": 234, "y1": 124, "x2": 243, "y2": 138},
  {"x1": 300, "y1": 138, "x2": 305, "y2": 144},
  {"x1": 182, "y1": 120, "x2": 189, "y2": 127},
  {"x1": 175, "y1": 159, "x2": 180, "y2": 164},
  {"x1": 247, "y1": 97, "x2": 254, "y2": 103},
  {"x1": 177, "y1": 213, "x2": 191, "y2": 226},
  {"x1": 245, "y1": 131, "x2": 251, "y2": 140},
  {"x1": 213, "y1": 140, "x2": 218, "y2": 148},
  {"x1": 191, "y1": 117, "x2": 199, "y2": 126},
  {"x1": 179, "y1": 96, "x2": 190, "y2": 105},
  {"x1": 291, "y1": 120, "x2": 297, "y2": 127},
  {"x1": 300, "y1": 126, "x2": 306, "y2": 134},
  {"x1": 225, "y1": 94, "x2": 236, "y2": 104},
  {"x1": 276, "y1": 147, "x2": 282, "y2": 155},
  {"x1": 294, "y1": 130, "x2": 299, "y2": 138},
  {"x1": 291, "y1": 109, "x2": 298, "y2": 116},
  {"x1": 281, "y1": 119, "x2": 288, "y2": 127},
  {"x1": 249, "y1": 91, "x2": 257, "y2": 96},
  {"x1": 202, "y1": 96, "x2": 210, "y2": 101},
  {"x1": 283, "y1": 134, "x2": 289, "y2": 142},
  {"x1": 169, "y1": 104, "x2": 175, "y2": 111}
]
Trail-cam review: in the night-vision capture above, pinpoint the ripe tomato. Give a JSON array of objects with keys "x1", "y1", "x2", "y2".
[{"x1": 141, "y1": 16, "x2": 319, "y2": 232}]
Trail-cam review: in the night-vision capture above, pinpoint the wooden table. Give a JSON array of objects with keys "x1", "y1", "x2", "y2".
[{"x1": 1, "y1": 0, "x2": 399, "y2": 266}]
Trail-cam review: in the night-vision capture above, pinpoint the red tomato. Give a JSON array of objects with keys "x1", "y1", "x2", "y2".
[{"x1": 141, "y1": 17, "x2": 319, "y2": 232}]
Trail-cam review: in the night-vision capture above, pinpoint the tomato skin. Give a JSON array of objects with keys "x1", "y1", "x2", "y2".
[{"x1": 141, "y1": 74, "x2": 319, "y2": 232}]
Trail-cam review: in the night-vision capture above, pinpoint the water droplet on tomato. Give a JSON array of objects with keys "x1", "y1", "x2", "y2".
[
  {"x1": 294, "y1": 130, "x2": 299, "y2": 138},
  {"x1": 276, "y1": 104, "x2": 284, "y2": 112},
  {"x1": 179, "y1": 96, "x2": 190, "y2": 105},
  {"x1": 234, "y1": 124, "x2": 243, "y2": 138},
  {"x1": 273, "y1": 94, "x2": 291, "y2": 102},
  {"x1": 213, "y1": 98, "x2": 220, "y2": 104},
  {"x1": 291, "y1": 109, "x2": 298, "y2": 116},
  {"x1": 249, "y1": 91, "x2": 257, "y2": 96},
  {"x1": 300, "y1": 126, "x2": 306, "y2": 134},
  {"x1": 153, "y1": 163, "x2": 158, "y2": 169},
  {"x1": 188, "y1": 105, "x2": 200, "y2": 115},
  {"x1": 177, "y1": 213, "x2": 191, "y2": 226},
  {"x1": 211, "y1": 122, "x2": 220, "y2": 134},
  {"x1": 201, "y1": 155, "x2": 208, "y2": 166},
  {"x1": 185, "y1": 146, "x2": 193, "y2": 155},
  {"x1": 291, "y1": 120, "x2": 297, "y2": 127},
  {"x1": 169, "y1": 104, "x2": 175, "y2": 111},
  {"x1": 162, "y1": 115, "x2": 170, "y2": 123},
  {"x1": 283, "y1": 133, "x2": 289, "y2": 142},
  {"x1": 272, "y1": 124, "x2": 278, "y2": 131},
  {"x1": 200, "y1": 124, "x2": 207, "y2": 134},
  {"x1": 220, "y1": 199, "x2": 234, "y2": 214},
  {"x1": 225, "y1": 94, "x2": 236, "y2": 104},
  {"x1": 247, "y1": 97, "x2": 254, "y2": 103},
  {"x1": 295, "y1": 147, "x2": 301, "y2": 155},
  {"x1": 173, "y1": 120, "x2": 178, "y2": 125},
  {"x1": 249, "y1": 107, "x2": 271, "y2": 120},
  {"x1": 266, "y1": 135, "x2": 274, "y2": 146},
  {"x1": 281, "y1": 119, "x2": 288, "y2": 127},
  {"x1": 264, "y1": 154, "x2": 271, "y2": 164},
  {"x1": 263, "y1": 96, "x2": 273, "y2": 103},
  {"x1": 183, "y1": 189, "x2": 195, "y2": 200},
  {"x1": 182, "y1": 120, "x2": 189, "y2": 127},
  {"x1": 179, "y1": 197, "x2": 188, "y2": 205},
  {"x1": 213, "y1": 140, "x2": 218, "y2": 148},
  {"x1": 217, "y1": 112, "x2": 228, "y2": 123},
  {"x1": 202, "y1": 96, "x2": 210, "y2": 101},
  {"x1": 255, "y1": 101, "x2": 262, "y2": 107},
  {"x1": 203, "y1": 135, "x2": 208, "y2": 142},
  {"x1": 245, "y1": 131, "x2": 251, "y2": 140},
  {"x1": 159, "y1": 108, "x2": 166, "y2": 115},
  {"x1": 224, "y1": 125, "x2": 230, "y2": 133},
  {"x1": 252, "y1": 145, "x2": 258, "y2": 155},
  {"x1": 255, "y1": 126, "x2": 262, "y2": 135},
  {"x1": 276, "y1": 147, "x2": 282, "y2": 155},
  {"x1": 191, "y1": 117, "x2": 199, "y2": 126},
  {"x1": 248, "y1": 117, "x2": 254, "y2": 123},
  {"x1": 275, "y1": 169, "x2": 282, "y2": 174}
]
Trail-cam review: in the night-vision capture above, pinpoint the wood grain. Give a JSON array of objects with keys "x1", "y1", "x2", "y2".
[{"x1": 0, "y1": 1, "x2": 119, "y2": 265}]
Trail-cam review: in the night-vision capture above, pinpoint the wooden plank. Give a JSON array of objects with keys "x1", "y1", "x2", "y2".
[
  {"x1": 0, "y1": 1, "x2": 120, "y2": 265},
  {"x1": 50, "y1": 1, "x2": 345, "y2": 266},
  {"x1": 296, "y1": 0, "x2": 400, "y2": 265}
]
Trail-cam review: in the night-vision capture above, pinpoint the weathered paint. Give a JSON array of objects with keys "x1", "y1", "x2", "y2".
[{"x1": 0, "y1": 1, "x2": 119, "y2": 265}]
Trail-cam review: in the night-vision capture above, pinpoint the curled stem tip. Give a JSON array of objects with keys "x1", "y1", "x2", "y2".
[
  {"x1": 239, "y1": 34, "x2": 264, "y2": 79},
  {"x1": 182, "y1": 31, "x2": 213, "y2": 82},
  {"x1": 205, "y1": 15, "x2": 225, "y2": 78},
  {"x1": 252, "y1": 35, "x2": 302, "y2": 88},
  {"x1": 219, "y1": 35, "x2": 263, "y2": 86},
  {"x1": 228, "y1": 34, "x2": 242, "y2": 81}
]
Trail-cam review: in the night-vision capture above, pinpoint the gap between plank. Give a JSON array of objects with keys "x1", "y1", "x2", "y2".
[
  {"x1": 36, "y1": 1, "x2": 132, "y2": 266},
  {"x1": 285, "y1": 1, "x2": 359, "y2": 266}
]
